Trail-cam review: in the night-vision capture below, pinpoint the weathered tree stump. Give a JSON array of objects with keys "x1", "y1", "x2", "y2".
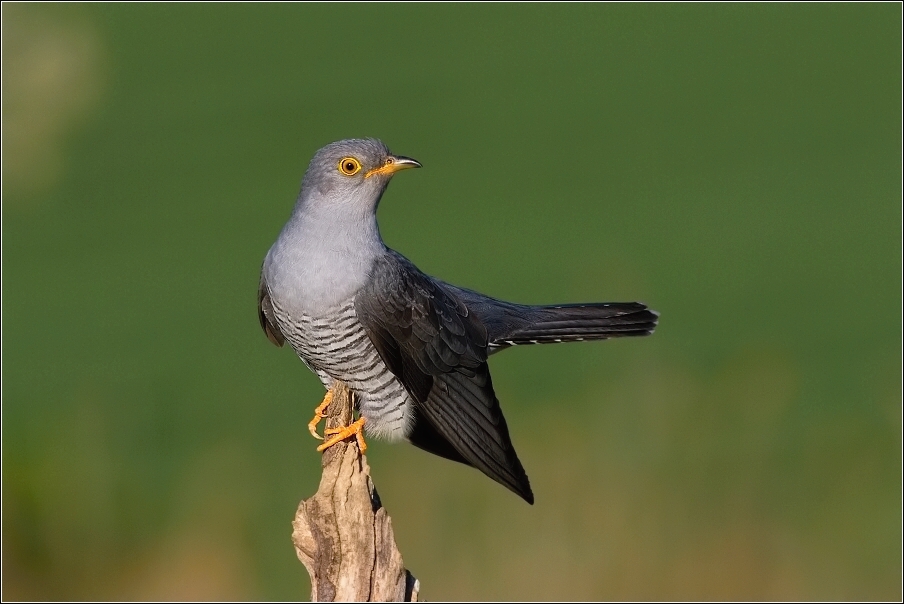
[{"x1": 291, "y1": 382, "x2": 420, "y2": 602}]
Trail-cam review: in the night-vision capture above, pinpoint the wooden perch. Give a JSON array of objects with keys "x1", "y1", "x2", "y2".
[{"x1": 292, "y1": 382, "x2": 420, "y2": 602}]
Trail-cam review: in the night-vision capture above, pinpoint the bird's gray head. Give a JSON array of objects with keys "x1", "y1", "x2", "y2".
[{"x1": 297, "y1": 138, "x2": 421, "y2": 211}]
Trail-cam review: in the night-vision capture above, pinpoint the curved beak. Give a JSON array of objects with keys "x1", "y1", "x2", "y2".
[{"x1": 364, "y1": 155, "x2": 422, "y2": 179}]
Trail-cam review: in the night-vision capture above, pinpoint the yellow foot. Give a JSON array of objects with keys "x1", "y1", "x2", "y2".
[
  {"x1": 317, "y1": 416, "x2": 367, "y2": 454},
  {"x1": 307, "y1": 388, "x2": 334, "y2": 440}
]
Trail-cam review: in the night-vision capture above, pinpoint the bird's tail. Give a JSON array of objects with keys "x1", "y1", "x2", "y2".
[{"x1": 494, "y1": 302, "x2": 658, "y2": 346}]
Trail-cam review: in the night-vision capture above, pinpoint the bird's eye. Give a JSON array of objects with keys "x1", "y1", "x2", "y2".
[{"x1": 338, "y1": 157, "x2": 362, "y2": 176}]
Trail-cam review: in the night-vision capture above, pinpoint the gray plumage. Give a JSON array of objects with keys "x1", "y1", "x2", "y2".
[{"x1": 259, "y1": 138, "x2": 659, "y2": 504}]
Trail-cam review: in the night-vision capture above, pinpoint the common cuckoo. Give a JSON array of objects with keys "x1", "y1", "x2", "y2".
[{"x1": 259, "y1": 138, "x2": 658, "y2": 504}]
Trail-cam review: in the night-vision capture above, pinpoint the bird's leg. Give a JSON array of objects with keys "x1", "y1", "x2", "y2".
[
  {"x1": 307, "y1": 387, "x2": 334, "y2": 440},
  {"x1": 317, "y1": 416, "x2": 367, "y2": 453}
]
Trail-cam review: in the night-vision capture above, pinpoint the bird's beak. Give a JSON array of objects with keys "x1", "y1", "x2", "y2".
[{"x1": 364, "y1": 155, "x2": 422, "y2": 179}]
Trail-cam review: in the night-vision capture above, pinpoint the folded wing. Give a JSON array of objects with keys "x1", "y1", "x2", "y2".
[{"x1": 355, "y1": 251, "x2": 533, "y2": 504}]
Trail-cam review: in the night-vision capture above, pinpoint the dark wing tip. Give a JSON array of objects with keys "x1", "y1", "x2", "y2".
[
  {"x1": 264, "y1": 323, "x2": 286, "y2": 347},
  {"x1": 258, "y1": 282, "x2": 286, "y2": 347}
]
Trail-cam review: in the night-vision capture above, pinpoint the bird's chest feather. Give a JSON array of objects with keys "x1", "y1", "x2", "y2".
[
  {"x1": 264, "y1": 228, "x2": 377, "y2": 319},
  {"x1": 262, "y1": 219, "x2": 383, "y2": 373}
]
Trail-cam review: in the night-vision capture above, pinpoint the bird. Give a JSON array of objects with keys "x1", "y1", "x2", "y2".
[{"x1": 258, "y1": 138, "x2": 658, "y2": 504}]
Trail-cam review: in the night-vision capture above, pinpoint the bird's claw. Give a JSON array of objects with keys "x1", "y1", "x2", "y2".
[
  {"x1": 317, "y1": 417, "x2": 367, "y2": 453},
  {"x1": 307, "y1": 389, "x2": 334, "y2": 440}
]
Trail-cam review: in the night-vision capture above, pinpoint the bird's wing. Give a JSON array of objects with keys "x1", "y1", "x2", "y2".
[
  {"x1": 355, "y1": 252, "x2": 533, "y2": 503},
  {"x1": 258, "y1": 274, "x2": 286, "y2": 347}
]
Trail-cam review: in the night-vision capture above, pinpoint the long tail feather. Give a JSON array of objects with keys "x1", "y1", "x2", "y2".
[{"x1": 494, "y1": 302, "x2": 658, "y2": 346}]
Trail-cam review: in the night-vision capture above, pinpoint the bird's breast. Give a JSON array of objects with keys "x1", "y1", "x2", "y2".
[
  {"x1": 262, "y1": 209, "x2": 410, "y2": 439},
  {"x1": 263, "y1": 231, "x2": 377, "y2": 318}
]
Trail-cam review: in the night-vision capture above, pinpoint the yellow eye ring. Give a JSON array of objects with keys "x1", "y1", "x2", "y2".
[{"x1": 338, "y1": 157, "x2": 362, "y2": 176}]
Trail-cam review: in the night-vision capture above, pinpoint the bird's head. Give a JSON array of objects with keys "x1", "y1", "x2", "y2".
[{"x1": 298, "y1": 138, "x2": 421, "y2": 210}]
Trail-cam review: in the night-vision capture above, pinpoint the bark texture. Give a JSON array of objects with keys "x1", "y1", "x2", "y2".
[{"x1": 292, "y1": 382, "x2": 419, "y2": 602}]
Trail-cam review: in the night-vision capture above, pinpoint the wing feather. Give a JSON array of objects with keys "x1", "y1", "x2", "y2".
[
  {"x1": 258, "y1": 275, "x2": 285, "y2": 347},
  {"x1": 355, "y1": 251, "x2": 533, "y2": 503}
]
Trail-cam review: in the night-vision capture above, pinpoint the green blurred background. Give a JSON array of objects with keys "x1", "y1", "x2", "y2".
[{"x1": 2, "y1": 3, "x2": 900, "y2": 600}]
